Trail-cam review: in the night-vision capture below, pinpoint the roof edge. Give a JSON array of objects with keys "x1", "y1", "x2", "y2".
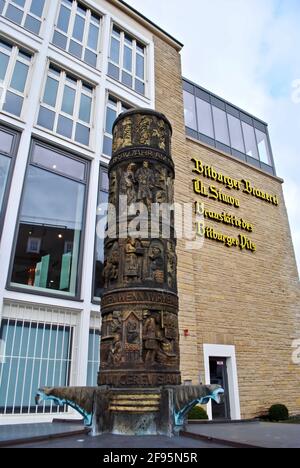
[{"x1": 109, "y1": 0, "x2": 184, "y2": 50}]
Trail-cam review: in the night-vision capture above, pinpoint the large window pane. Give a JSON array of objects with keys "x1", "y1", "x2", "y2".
[
  {"x1": 0, "y1": 52, "x2": 9, "y2": 81},
  {"x1": 88, "y1": 23, "x2": 99, "y2": 51},
  {"x1": 196, "y1": 97, "x2": 214, "y2": 138},
  {"x1": 0, "y1": 129, "x2": 14, "y2": 154},
  {"x1": 72, "y1": 15, "x2": 85, "y2": 42},
  {"x1": 61, "y1": 86, "x2": 76, "y2": 115},
  {"x1": 183, "y1": 90, "x2": 197, "y2": 131},
  {"x1": 79, "y1": 94, "x2": 92, "y2": 123},
  {"x1": 212, "y1": 106, "x2": 230, "y2": 146},
  {"x1": 11, "y1": 147, "x2": 87, "y2": 296},
  {"x1": 24, "y1": 15, "x2": 41, "y2": 34},
  {"x1": 123, "y1": 46, "x2": 132, "y2": 72},
  {"x1": 10, "y1": 61, "x2": 29, "y2": 93},
  {"x1": 0, "y1": 154, "x2": 11, "y2": 213},
  {"x1": 30, "y1": 0, "x2": 45, "y2": 17},
  {"x1": 6, "y1": 4, "x2": 23, "y2": 24},
  {"x1": 242, "y1": 122, "x2": 259, "y2": 159},
  {"x1": 43, "y1": 77, "x2": 59, "y2": 107},
  {"x1": 255, "y1": 129, "x2": 271, "y2": 165},
  {"x1": 57, "y1": 4, "x2": 71, "y2": 33},
  {"x1": 3, "y1": 91, "x2": 23, "y2": 116},
  {"x1": 110, "y1": 37, "x2": 120, "y2": 63},
  {"x1": 228, "y1": 114, "x2": 245, "y2": 153}
]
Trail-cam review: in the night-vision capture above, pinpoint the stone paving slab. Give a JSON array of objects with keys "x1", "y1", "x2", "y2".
[
  {"x1": 12, "y1": 433, "x2": 229, "y2": 449},
  {"x1": 185, "y1": 422, "x2": 300, "y2": 448},
  {"x1": 0, "y1": 422, "x2": 87, "y2": 447}
]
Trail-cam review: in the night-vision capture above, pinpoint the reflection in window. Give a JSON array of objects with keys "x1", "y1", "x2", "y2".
[
  {"x1": 183, "y1": 90, "x2": 197, "y2": 131},
  {"x1": 103, "y1": 95, "x2": 131, "y2": 157},
  {"x1": 0, "y1": 39, "x2": 32, "y2": 117},
  {"x1": 93, "y1": 166, "x2": 108, "y2": 300},
  {"x1": 0, "y1": 319, "x2": 72, "y2": 414},
  {"x1": 0, "y1": 126, "x2": 18, "y2": 223},
  {"x1": 1, "y1": 0, "x2": 46, "y2": 35},
  {"x1": 108, "y1": 25, "x2": 145, "y2": 95},
  {"x1": 228, "y1": 114, "x2": 245, "y2": 153},
  {"x1": 212, "y1": 106, "x2": 230, "y2": 146},
  {"x1": 11, "y1": 142, "x2": 88, "y2": 297},
  {"x1": 256, "y1": 129, "x2": 271, "y2": 165},
  {"x1": 37, "y1": 65, "x2": 93, "y2": 146},
  {"x1": 196, "y1": 97, "x2": 214, "y2": 138},
  {"x1": 87, "y1": 328, "x2": 101, "y2": 386},
  {"x1": 53, "y1": 0, "x2": 101, "y2": 68},
  {"x1": 242, "y1": 122, "x2": 259, "y2": 159}
]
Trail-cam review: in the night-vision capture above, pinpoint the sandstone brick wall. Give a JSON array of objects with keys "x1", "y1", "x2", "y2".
[{"x1": 154, "y1": 35, "x2": 300, "y2": 418}]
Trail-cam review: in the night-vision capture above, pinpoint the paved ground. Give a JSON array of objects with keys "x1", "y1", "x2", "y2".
[
  {"x1": 0, "y1": 422, "x2": 87, "y2": 447},
  {"x1": 185, "y1": 422, "x2": 300, "y2": 448},
  {"x1": 10, "y1": 433, "x2": 228, "y2": 449}
]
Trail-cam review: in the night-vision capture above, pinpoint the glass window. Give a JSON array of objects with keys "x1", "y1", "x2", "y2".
[
  {"x1": 212, "y1": 106, "x2": 230, "y2": 146},
  {"x1": 87, "y1": 328, "x2": 100, "y2": 386},
  {"x1": 0, "y1": 40, "x2": 32, "y2": 117},
  {"x1": 37, "y1": 65, "x2": 94, "y2": 146},
  {"x1": 228, "y1": 114, "x2": 245, "y2": 153},
  {"x1": 10, "y1": 142, "x2": 88, "y2": 297},
  {"x1": 2, "y1": 0, "x2": 46, "y2": 35},
  {"x1": 108, "y1": 24, "x2": 146, "y2": 95},
  {"x1": 93, "y1": 166, "x2": 108, "y2": 300},
  {"x1": 183, "y1": 90, "x2": 197, "y2": 131},
  {"x1": 255, "y1": 129, "x2": 271, "y2": 165},
  {"x1": 196, "y1": 97, "x2": 214, "y2": 138},
  {"x1": 0, "y1": 126, "x2": 19, "y2": 227},
  {"x1": 102, "y1": 94, "x2": 131, "y2": 157},
  {"x1": 0, "y1": 319, "x2": 72, "y2": 414},
  {"x1": 242, "y1": 122, "x2": 259, "y2": 159},
  {"x1": 53, "y1": 0, "x2": 101, "y2": 68}
]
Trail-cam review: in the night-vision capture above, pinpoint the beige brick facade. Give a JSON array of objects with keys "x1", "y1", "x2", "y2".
[{"x1": 153, "y1": 34, "x2": 300, "y2": 419}]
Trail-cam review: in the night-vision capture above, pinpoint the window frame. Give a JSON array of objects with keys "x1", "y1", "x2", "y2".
[
  {"x1": 0, "y1": 39, "x2": 33, "y2": 119},
  {"x1": 102, "y1": 92, "x2": 132, "y2": 157},
  {"x1": 7, "y1": 138, "x2": 90, "y2": 301},
  {"x1": 52, "y1": 0, "x2": 102, "y2": 69},
  {"x1": 36, "y1": 63, "x2": 95, "y2": 148},
  {"x1": 92, "y1": 163, "x2": 108, "y2": 304},
  {"x1": 0, "y1": 124, "x2": 20, "y2": 239},
  {"x1": 108, "y1": 22, "x2": 146, "y2": 96},
  {"x1": 1, "y1": 0, "x2": 46, "y2": 36}
]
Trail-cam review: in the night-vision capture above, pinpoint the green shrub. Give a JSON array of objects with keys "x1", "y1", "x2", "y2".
[
  {"x1": 268, "y1": 404, "x2": 289, "y2": 422},
  {"x1": 188, "y1": 406, "x2": 209, "y2": 420}
]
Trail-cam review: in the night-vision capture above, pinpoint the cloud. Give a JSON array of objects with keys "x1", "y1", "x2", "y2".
[{"x1": 126, "y1": 0, "x2": 300, "y2": 274}]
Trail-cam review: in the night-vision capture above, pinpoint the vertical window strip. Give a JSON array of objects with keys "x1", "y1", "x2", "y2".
[
  {"x1": 53, "y1": 0, "x2": 101, "y2": 68},
  {"x1": 38, "y1": 65, "x2": 93, "y2": 146},
  {"x1": 1, "y1": 0, "x2": 46, "y2": 35},
  {"x1": 87, "y1": 327, "x2": 100, "y2": 386},
  {"x1": 0, "y1": 39, "x2": 32, "y2": 117}
]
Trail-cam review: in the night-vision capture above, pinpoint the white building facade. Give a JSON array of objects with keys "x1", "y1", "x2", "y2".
[{"x1": 0, "y1": 0, "x2": 157, "y2": 424}]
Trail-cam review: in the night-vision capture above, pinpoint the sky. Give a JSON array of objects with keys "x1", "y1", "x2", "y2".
[{"x1": 125, "y1": 0, "x2": 300, "y2": 274}]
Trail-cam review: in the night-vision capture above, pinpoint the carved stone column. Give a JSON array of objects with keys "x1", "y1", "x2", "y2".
[{"x1": 98, "y1": 109, "x2": 181, "y2": 388}]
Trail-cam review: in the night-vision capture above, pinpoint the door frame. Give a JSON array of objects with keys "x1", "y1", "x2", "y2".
[{"x1": 203, "y1": 344, "x2": 241, "y2": 421}]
